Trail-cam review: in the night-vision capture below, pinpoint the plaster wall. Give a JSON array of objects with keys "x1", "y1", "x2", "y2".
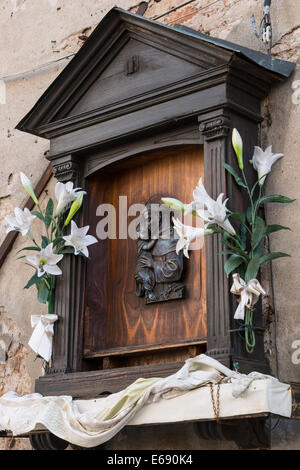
[{"x1": 0, "y1": 0, "x2": 299, "y2": 450}]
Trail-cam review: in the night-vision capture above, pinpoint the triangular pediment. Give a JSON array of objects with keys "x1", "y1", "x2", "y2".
[
  {"x1": 66, "y1": 38, "x2": 204, "y2": 119},
  {"x1": 16, "y1": 7, "x2": 293, "y2": 139}
]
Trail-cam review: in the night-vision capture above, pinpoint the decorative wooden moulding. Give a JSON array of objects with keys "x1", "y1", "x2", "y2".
[{"x1": 16, "y1": 7, "x2": 295, "y2": 399}]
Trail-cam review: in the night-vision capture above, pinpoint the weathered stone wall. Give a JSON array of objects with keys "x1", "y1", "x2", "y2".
[{"x1": 0, "y1": 0, "x2": 299, "y2": 450}]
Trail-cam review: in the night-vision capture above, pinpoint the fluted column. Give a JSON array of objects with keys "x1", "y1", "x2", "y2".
[
  {"x1": 199, "y1": 115, "x2": 232, "y2": 367},
  {"x1": 47, "y1": 155, "x2": 86, "y2": 374}
]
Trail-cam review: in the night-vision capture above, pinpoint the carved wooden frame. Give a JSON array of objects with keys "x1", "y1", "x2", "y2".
[
  {"x1": 36, "y1": 110, "x2": 270, "y2": 396},
  {"x1": 15, "y1": 8, "x2": 291, "y2": 397}
]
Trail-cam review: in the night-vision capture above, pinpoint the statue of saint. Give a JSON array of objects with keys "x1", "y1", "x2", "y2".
[{"x1": 135, "y1": 204, "x2": 184, "y2": 303}]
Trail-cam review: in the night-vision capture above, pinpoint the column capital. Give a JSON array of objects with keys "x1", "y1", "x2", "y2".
[
  {"x1": 51, "y1": 155, "x2": 80, "y2": 183},
  {"x1": 199, "y1": 115, "x2": 230, "y2": 141}
]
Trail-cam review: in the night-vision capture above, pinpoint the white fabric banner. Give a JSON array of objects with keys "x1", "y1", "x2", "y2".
[{"x1": 0, "y1": 354, "x2": 292, "y2": 448}]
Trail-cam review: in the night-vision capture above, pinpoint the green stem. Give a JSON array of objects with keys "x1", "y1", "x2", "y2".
[
  {"x1": 225, "y1": 232, "x2": 249, "y2": 260},
  {"x1": 241, "y1": 170, "x2": 256, "y2": 258},
  {"x1": 28, "y1": 233, "x2": 40, "y2": 250},
  {"x1": 47, "y1": 276, "x2": 56, "y2": 314},
  {"x1": 36, "y1": 204, "x2": 52, "y2": 244},
  {"x1": 245, "y1": 308, "x2": 255, "y2": 354},
  {"x1": 253, "y1": 184, "x2": 263, "y2": 219}
]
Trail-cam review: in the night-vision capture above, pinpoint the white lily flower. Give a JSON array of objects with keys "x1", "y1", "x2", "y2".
[
  {"x1": 185, "y1": 178, "x2": 236, "y2": 235},
  {"x1": 252, "y1": 145, "x2": 284, "y2": 185},
  {"x1": 173, "y1": 217, "x2": 213, "y2": 258},
  {"x1": 62, "y1": 220, "x2": 98, "y2": 257},
  {"x1": 5, "y1": 207, "x2": 36, "y2": 236},
  {"x1": 55, "y1": 181, "x2": 86, "y2": 216},
  {"x1": 26, "y1": 243, "x2": 63, "y2": 277}
]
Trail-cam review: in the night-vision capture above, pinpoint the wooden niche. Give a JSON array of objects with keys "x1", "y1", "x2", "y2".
[
  {"x1": 84, "y1": 145, "x2": 207, "y2": 369},
  {"x1": 16, "y1": 7, "x2": 294, "y2": 397}
]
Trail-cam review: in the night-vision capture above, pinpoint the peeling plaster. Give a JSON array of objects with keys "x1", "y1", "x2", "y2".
[
  {"x1": 272, "y1": 26, "x2": 300, "y2": 62},
  {"x1": 52, "y1": 26, "x2": 94, "y2": 54},
  {"x1": 0, "y1": 307, "x2": 31, "y2": 397}
]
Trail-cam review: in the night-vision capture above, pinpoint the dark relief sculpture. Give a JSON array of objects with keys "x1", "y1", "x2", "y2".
[{"x1": 135, "y1": 204, "x2": 184, "y2": 304}]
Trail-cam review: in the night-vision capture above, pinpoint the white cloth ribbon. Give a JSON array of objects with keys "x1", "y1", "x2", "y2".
[
  {"x1": 0, "y1": 354, "x2": 291, "y2": 448},
  {"x1": 230, "y1": 273, "x2": 266, "y2": 320},
  {"x1": 28, "y1": 314, "x2": 58, "y2": 362}
]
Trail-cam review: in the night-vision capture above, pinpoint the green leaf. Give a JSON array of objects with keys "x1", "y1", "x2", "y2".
[
  {"x1": 17, "y1": 246, "x2": 41, "y2": 253},
  {"x1": 251, "y1": 216, "x2": 266, "y2": 250},
  {"x1": 218, "y1": 250, "x2": 236, "y2": 256},
  {"x1": 36, "y1": 279, "x2": 49, "y2": 304},
  {"x1": 246, "y1": 206, "x2": 253, "y2": 226},
  {"x1": 52, "y1": 237, "x2": 64, "y2": 247},
  {"x1": 240, "y1": 223, "x2": 247, "y2": 250},
  {"x1": 230, "y1": 212, "x2": 246, "y2": 225},
  {"x1": 44, "y1": 198, "x2": 54, "y2": 228},
  {"x1": 206, "y1": 223, "x2": 223, "y2": 234},
  {"x1": 50, "y1": 216, "x2": 58, "y2": 233},
  {"x1": 222, "y1": 232, "x2": 235, "y2": 250},
  {"x1": 59, "y1": 247, "x2": 74, "y2": 254},
  {"x1": 259, "y1": 252, "x2": 290, "y2": 266},
  {"x1": 24, "y1": 272, "x2": 39, "y2": 289},
  {"x1": 224, "y1": 255, "x2": 244, "y2": 277},
  {"x1": 31, "y1": 210, "x2": 44, "y2": 221},
  {"x1": 265, "y1": 224, "x2": 291, "y2": 235},
  {"x1": 222, "y1": 162, "x2": 247, "y2": 188},
  {"x1": 237, "y1": 263, "x2": 246, "y2": 279},
  {"x1": 222, "y1": 232, "x2": 249, "y2": 261},
  {"x1": 254, "y1": 241, "x2": 265, "y2": 258},
  {"x1": 245, "y1": 256, "x2": 261, "y2": 282},
  {"x1": 257, "y1": 195, "x2": 296, "y2": 206},
  {"x1": 41, "y1": 236, "x2": 49, "y2": 249}
]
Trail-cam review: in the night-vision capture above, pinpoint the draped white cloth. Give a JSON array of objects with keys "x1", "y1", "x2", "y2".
[{"x1": 0, "y1": 354, "x2": 291, "y2": 448}]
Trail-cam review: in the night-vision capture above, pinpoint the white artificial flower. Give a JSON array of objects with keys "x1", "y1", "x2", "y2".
[
  {"x1": 173, "y1": 217, "x2": 213, "y2": 258},
  {"x1": 185, "y1": 178, "x2": 236, "y2": 235},
  {"x1": 26, "y1": 243, "x2": 63, "y2": 277},
  {"x1": 20, "y1": 172, "x2": 39, "y2": 205},
  {"x1": 55, "y1": 181, "x2": 86, "y2": 216},
  {"x1": 62, "y1": 220, "x2": 97, "y2": 257},
  {"x1": 252, "y1": 145, "x2": 284, "y2": 185},
  {"x1": 5, "y1": 207, "x2": 36, "y2": 236},
  {"x1": 232, "y1": 128, "x2": 243, "y2": 170}
]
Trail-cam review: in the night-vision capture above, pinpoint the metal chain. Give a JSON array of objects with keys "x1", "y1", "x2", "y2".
[{"x1": 209, "y1": 381, "x2": 221, "y2": 422}]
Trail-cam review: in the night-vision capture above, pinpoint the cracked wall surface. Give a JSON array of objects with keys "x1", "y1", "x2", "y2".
[{"x1": 0, "y1": 0, "x2": 299, "y2": 450}]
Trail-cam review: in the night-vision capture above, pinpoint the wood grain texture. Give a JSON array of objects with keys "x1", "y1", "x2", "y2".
[
  {"x1": 68, "y1": 38, "x2": 202, "y2": 118},
  {"x1": 84, "y1": 145, "x2": 207, "y2": 359},
  {"x1": 36, "y1": 361, "x2": 187, "y2": 397}
]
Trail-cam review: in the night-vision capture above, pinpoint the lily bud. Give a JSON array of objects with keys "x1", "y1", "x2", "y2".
[
  {"x1": 64, "y1": 193, "x2": 83, "y2": 226},
  {"x1": 161, "y1": 197, "x2": 185, "y2": 212},
  {"x1": 232, "y1": 128, "x2": 244, "y2": 170},
  {"x1": 20, "y1": 172, "x2": 39, "y2": 205}
]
